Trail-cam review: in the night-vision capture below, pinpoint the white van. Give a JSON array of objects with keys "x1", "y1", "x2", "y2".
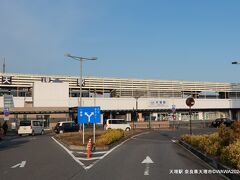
[
  {"x1": 18, "y1": 120, "x2": 44, "y2": 136},
  {"x1": 105, "y1": 119, "x2": 131, "y2": 131}
]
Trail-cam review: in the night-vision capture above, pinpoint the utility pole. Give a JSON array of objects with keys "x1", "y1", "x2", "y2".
[{"x1": 3, "y1": 57, "x2": 5, "y2": 73}]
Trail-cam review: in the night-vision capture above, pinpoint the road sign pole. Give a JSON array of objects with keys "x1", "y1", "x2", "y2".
[
  {"x1": 190, "y1": 106, "x2": 192, "y2": 135},
  {"x1": 93, "y1": 123, "x2": 96, "y2": 144},
  {"x1": 186, "y1": 97, "x2": 195, "y2": 135},
  {"x1": 83, "y1": 124, "x2": 85, "y2": 145}
]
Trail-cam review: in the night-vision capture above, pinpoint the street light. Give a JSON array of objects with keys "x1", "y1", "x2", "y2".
[
  {"x1": 65, "y1": 53, "x2": 97, "y2": 106},
  {"x1": 133, "y1": 96, "x2": 139, "y2": 130},
  {"x1": 232, "y1": 61, "x2": 240, "y2": 64},
  {"x1": 133, "y1": 91, "x2": 142, "y2": 130},
  {"x1": 65, "y1": 53, "x2": 97, "y2": 144}
]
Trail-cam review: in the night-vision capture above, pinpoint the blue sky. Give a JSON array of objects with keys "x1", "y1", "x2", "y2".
[{"x1": 1, "y1": 0, "x2": 240, "y2": 82}]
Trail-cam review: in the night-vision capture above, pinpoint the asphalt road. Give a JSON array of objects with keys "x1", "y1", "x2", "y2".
[{"x1": 0, "y1": 128, "x2": 225, "y2": 180}]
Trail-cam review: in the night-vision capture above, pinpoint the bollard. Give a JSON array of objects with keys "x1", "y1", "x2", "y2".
[{"x1": 87, "y1": 138, "x2": 92, "y2": 159}]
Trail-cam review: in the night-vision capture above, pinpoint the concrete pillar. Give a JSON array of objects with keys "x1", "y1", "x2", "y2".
[
  {"x1": 198, "y1": 112, "x2": 203, "y2": 120},
  {"x1": 229, "y1": 110, "x2": 232, "y2": 120},
  {"x1": 138, "y1": 113, "x2": 143, "y2": 122},
  {"x1": 126, "y1": 113, "x2": 131, "y2": 122},
  {"x1": 178, "y1": 113, "x2": 182, "y2": 121},
  {"x1": 237, "y1": 111, "x2": 240, "y2": 120},
  {"x1": 101, "y1": 114, "x2": 104, "y2": 125},
  {"x1": 152, "y1": 113, "x2": 158, "y2": 121}
]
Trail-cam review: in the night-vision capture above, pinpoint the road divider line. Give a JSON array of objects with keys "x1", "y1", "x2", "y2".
[
  {"x1": 52, "y1": 132, "x2": 150, "y2": 171},
  {"x1": 76, "y1": 151, "x2": 86, "y2": 154},
  {"x1": 85, "y1": 132, "x2": 150, "y2": 170},
  {"x1": 76, "y1": 151, "x2": 108, "y2": 155},
  {"x1": 51, "y1": 137, "x2": 86, "y2": 169},
  {"x1": 130, "y1": 132, "x2": 149, "y2": 139},
  {"x1": 92, "y1": 151, "x2": 108, "y2": 154},
  {"x1": 77, "y1": 157, "x2": 102, "y2": 161}
]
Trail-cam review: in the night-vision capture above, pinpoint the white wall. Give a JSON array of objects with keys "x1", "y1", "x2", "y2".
[
  {"x1": 33, "y1": 82, "x2": 69, "y2": 107},
  {"x1": 69, "y1": 97, "x2": 240, "y2": 110},
  {"x1": 13, "y1": 97, "x2": 25, "y2": 107},
  {"x1": 5, "y1": 96, "x2": 240, "y2": 110}
]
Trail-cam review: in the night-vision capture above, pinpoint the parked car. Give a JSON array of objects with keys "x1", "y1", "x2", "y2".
[
  {"x1": 211, "y1": 118, "x2": 234, "y2": 128},
  {"x1": 54, "y1": 121, "x2": 79, "y2": 134},
  {"x1": 18, "y1": 120, "x2": 44, "y2": 136},
  {"x1": 105, "y1": 119, "x2": 131, "y2": 131}
]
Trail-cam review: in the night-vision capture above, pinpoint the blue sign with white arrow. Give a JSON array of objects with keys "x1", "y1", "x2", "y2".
[{"x1": 77, "y1": 106, "x2": 101, "y2": 124}]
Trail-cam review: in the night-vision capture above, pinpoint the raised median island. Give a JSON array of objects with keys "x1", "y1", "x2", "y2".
[{"x1": 55, "y1": 129, "x2": 143, "y2": 151}]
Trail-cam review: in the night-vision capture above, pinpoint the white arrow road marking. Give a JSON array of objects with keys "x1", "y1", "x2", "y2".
[
  {"x1": 11, "y1": 161, "x2": 26, "y2": 168},
  {"x1": 142, "y1": 156, "x2": 154, "y2": 176},
  {"x1": 84, "y1": 112, "x2": 94, "y2": 123}
]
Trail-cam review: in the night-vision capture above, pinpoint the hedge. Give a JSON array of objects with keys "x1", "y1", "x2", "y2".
[
  {"x1": 181, "y1": 121, "x2": 240, "y2": 169},
  {"x1": 96, "y1": 129, "x2": 124, "y2": 145}
]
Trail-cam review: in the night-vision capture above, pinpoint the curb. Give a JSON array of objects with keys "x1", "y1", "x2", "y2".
[
  {"x1": 55, "y1": 130, "x2": 146, "y2": 152},
  {"x1": 179, "y1": 140, "x2": 240, "y2": 180}
]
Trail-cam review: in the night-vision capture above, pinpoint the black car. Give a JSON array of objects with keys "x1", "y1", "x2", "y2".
[
  {"x1": 54, "y1": 121, "x2": 79, "y2": 133},
  {"x1": 211, "y1": 118, "x2": 234, "y2": 128}
]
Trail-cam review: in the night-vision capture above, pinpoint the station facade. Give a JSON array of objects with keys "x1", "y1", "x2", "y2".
[{"x1": 0, "y1": 73, "x2": 240, "y2": 127}]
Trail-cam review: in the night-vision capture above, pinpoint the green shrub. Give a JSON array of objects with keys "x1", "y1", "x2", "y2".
[
  {"x1": 221, "y1": 140, "x2": 240, "y2": 169},
  {"x1": 218, "y1": 124, "x2": 234, "y2": 146},
  {"x1": 181, "y1": 134, "x2": 204, "y2": 148},
  {"x1": 181, "y1": 122, "x2": 240, "y2": 170},
  {"x1": 181, "y1": 133, "x2": 220, "y2": 156},
  {"x1": 232, "y1": 121, "x2": 240, "y2": 140},
  {"x1": 96, "y1": 129, "x2": 124, "y2": 145},
  {"x1": 199, "y1": 133, "x2": 221, "y2": 156}
]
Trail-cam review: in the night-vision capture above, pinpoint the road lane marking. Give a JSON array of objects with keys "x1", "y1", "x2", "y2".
[
  {"x1": 77, "y1": 157, "x2": 102, "y2": 161},
  {"x1": 142, "y1": 156, "x2": 154, "y2": 176},
  {"x1": 11, "y1": 161, "x2": 26, "y2": 168},
  {"x1": 92, "y1": 151, "x2": 108, "y2": 154},
  {"x1": 76, "y1": 151, "x2": 108, "y2": 155},
  {"x1": 130, "y1": 132, "x2": 149, "y2": 139},
  {"x1": 144, "y1": 164, "x2": 150, "y2": 175},
  {"x1": 85, "y1": 132, "x2": 151, "y2": 170},
  {"x1": 52, "y1": 132, "x2": 150, "y2": 171},
  {"x1": 51, "y1": 137, "x2": 86, "y2": 168}
]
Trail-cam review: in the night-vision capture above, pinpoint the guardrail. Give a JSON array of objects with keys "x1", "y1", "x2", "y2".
[
  {"x1": 130, "y1": 120, "x2": 214, "y2": 129},
  {"x1": 169, "y1": 120, "x2": 213, "y2": 129},
  {"x1": 131, "y1": 121, "x2": 170, "y2": 129}
]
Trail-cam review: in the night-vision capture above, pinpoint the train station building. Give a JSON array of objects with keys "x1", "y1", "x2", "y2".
[{"x1": 0, "y1": 72, "x2": 240, "y2": 127}]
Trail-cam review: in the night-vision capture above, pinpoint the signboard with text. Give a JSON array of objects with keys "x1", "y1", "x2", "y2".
[
  {"x1": 77, "y1": 106, "x2": 101, "y2": 124},
  {"x1": 149, "y1": 100, "x2": 168, "y2": 107}
]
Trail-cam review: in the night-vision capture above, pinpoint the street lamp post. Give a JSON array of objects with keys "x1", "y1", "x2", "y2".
[
  {"x1": 133, "y1": 96, "x2": 139, "y2": 129},
  {"x1": 231, "y1": 61, "x2": 240, "y2": 120},
  {"x1": 186, "y1": 97, "x2": 195, "y2": 135},
  {"x1": 65, "y1": 53, "x2": 97, "y2": 144},
  {"x1": 232, "y1": 61, "x2": 240, "y2": 64}
]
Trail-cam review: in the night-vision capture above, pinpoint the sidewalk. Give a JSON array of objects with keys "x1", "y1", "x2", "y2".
[{"x1": 0, "y1": 130, "x2": 18, "y2": 141}]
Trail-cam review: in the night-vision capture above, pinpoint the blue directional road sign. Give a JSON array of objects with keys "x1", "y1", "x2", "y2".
[
  {"x1": 77, "y1": 106, "x2": 101, "y2": 124},
  {"x1": 4, "y1": 107, "x2": 10, "y2": 116}
]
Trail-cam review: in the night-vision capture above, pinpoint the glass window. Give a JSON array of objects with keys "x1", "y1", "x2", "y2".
[{"x1": 20, "y1": 121, "x2": 31, "y2": 126}]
